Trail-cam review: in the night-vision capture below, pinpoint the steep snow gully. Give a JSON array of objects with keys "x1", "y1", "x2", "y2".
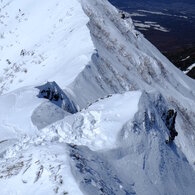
[{"x1": 0, "y1": 0, "x2": 195, "y2": 194}]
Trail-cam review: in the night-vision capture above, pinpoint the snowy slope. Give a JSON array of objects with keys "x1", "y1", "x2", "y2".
[
  {"x1": 70, "y1": 0, "x2": 195, "y2": 168},
  {"x1": 0, "y1": 0, "x2": 94, "y2": 94},
  {"x1": 0, "y1": 0, "x2": 195, "y2": 194}
]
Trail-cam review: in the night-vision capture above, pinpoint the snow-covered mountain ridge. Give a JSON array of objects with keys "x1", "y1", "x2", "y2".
[{"x1": 0, "y1": 0, "x2": 195, "y2": 194}]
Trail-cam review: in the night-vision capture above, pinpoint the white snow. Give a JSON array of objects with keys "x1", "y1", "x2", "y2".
[
  {"x1": 0, "y1": 87, "x2": 42, "y2": 140},
  {"x1": 42, "y1": 91, "x2": 142, "y2": 150},
  {"x1": 137, "y1": 9, "x2": 188, "y2": 19},
  {"x1": 183, "y1": 63, "x2": 195, "y2": 74},
  {"x1": 134, "y1": 21, "x2": 169, "y2": 32},
  {"x1": 138, "y1": 9, "x2": 171, "y2": 16},
  {"x1": 181, "y1": 56, "x2": 190, "y2": 62},
  {"x1": 134, "y1": 22, "x2": 151, "y2": 28},
  {"x1": 0, "y1": 0, "x2": 94, "y2": 94},
  {"x1": 0, "y1": 0, "x2": 195, "y2": 194},
  {"x1": 0, "y1": 143, "x2": 83, "y2": 195},
  {"x1": 129, "y1": 12, "x2": 147, "y2": 17}
]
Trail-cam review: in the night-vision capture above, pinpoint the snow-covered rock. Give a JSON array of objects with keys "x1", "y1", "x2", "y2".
[{"x1": 0, "y1": 0, "x2": 195, "y2": 194}]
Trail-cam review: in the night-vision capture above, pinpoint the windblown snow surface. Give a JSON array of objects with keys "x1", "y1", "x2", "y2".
[{"x1": 0, "y1": 0, "x2": 195, "y2": 194}]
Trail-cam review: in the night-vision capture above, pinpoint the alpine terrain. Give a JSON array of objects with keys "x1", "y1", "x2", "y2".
[{"x1": 0, "y1": 0, "x2": 195, "y2": 195}]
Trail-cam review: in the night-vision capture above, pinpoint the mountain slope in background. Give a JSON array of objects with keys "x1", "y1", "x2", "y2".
[
  {"x1": 0, "y1": 0, "x2": 195, "y2": 194},
  {"x1": 108, "y1": 0, "x2": 195, "y2": 79}
]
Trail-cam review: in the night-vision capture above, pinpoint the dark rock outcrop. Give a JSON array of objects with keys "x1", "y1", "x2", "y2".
[
  {"x1": 164, "y1": 109, "x2": 178, "y2": 144},
  {"x1": 36, "y1": 81, "x2": 78, "y2": 114}
]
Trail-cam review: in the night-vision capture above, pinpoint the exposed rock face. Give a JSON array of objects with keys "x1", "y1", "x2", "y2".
[
  {"x1": 37, "y1": 81, "x2": 78, "y2": 114},
  {"x1": 164, "y1": 109, "x2": 178, "y2": 143}
]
